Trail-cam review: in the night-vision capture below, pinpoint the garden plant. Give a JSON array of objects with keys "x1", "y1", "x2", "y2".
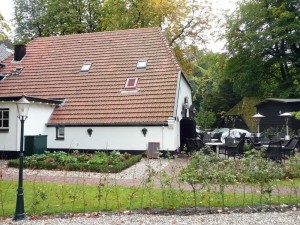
[{"x1": 0, "y1": 149, "x2": 299, "y2": 218}]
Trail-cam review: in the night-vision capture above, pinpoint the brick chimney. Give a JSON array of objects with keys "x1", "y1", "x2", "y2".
[{"x1": 14, "y1": 45, "x2": 26, "y2": 61}]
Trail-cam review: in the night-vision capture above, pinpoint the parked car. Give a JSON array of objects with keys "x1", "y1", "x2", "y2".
[{"x1": 220, "y1": 128, "x2": 252, "y2": 143}]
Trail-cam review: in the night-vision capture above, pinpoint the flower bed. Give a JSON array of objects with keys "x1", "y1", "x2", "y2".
[{"x1": 7, "y1": 150, "x2": 143, "y2": 173}]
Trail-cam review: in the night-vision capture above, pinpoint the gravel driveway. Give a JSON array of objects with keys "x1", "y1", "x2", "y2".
[{"x1": 0, "y1": 211, "x2": 299, "y2": 225}]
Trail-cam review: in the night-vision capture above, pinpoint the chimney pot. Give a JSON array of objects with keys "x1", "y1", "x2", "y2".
[{"x1": 14, "y1": 45, "x2": 26, "y2": 61}]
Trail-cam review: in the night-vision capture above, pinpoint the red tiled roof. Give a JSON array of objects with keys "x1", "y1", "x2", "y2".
[{"x1": 0, "y1": 28, "x2": 182, "y2": 125}]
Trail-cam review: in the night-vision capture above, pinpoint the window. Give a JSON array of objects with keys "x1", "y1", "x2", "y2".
[
  {"x1": 56, "y1": 127, "x2": 65, "y2": 139},
  {"x1": 136, "y1": 60, "x2": 147, "y2": 69},
  {"x1": 124, "y1": 77, "x2": 138, "y2": 89},
  {"x1": 0, "y1": 109, "x2": 9, "y2": 131},
  {"x1": 80, "y1": 63, "x2": 92, "y2": 72},
  {"x1": 0, "y1": 75, "x2": 6, "y2": 81}
]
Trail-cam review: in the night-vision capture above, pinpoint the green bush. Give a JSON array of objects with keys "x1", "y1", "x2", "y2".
[{"x1": 8, "y1": 151, "x2": 143, "y2": 173}]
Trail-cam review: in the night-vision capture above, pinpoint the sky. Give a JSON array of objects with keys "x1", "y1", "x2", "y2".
[{"x1": 0, "y1": 0, "x2": 238, "y2": 51}]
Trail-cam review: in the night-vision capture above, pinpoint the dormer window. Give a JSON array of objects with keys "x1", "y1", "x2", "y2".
[
  {"x1": 136, "y1": 60, "x2": 147, "y2": 69},
  {"x1": 80, "y1": 63, "x2": 92, "y2": 72},
  {"x1": 124, "y1": 77, "x2": 138, "y2": 89}
]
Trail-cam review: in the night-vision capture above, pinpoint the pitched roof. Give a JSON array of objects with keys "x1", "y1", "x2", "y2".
[
  {"x1": 225, "y1": 97, "x2": 261, "y2": 132},
  {"x1": 0, "y1": 44, "x2": 13, "y2": 61},
  {"x1": 0, "y1": 28, "x2": 182, "y2": 125},
  {"x1": 256, "y1": 98, "x2": 300, "y2": 106}
]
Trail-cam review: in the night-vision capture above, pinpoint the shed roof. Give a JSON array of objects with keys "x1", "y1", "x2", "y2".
[
  {"x1": 0, "y1": 28, "x2": 183, "y2": 125},
  {"x1": 256, "y1": 98, "x2": 300, "y2": 106},
  {"x1": 0, "y1": 44, "x2": 13, "y2": 61},
  {"x1": 225, "y1": 97, "x2": 261, "y2": 132}
]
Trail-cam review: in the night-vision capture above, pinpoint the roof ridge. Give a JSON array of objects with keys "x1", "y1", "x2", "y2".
[
  {"x1": 157, "y1": 29, "x2": 181, "y2": 71},
  {"x1": 30, "y1": 27, "x2": 161, "y2": 42}
]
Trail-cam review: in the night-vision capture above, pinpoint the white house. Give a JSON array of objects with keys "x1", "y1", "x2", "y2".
[{"x1": 0, "y1": 28, "x2": 192, "y2": 157}]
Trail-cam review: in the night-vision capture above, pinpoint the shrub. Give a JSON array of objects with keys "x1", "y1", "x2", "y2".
[{"x1": 8, "y1": 151, "x2": 142, "y2": 173}]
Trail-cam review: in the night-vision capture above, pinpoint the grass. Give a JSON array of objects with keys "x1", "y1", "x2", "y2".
[{"x1": 0, "y1": 180, "x2": 299, "y2": 218}]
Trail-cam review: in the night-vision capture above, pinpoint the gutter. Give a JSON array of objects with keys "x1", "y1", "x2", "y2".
[{"x1": 47, "y1": 122, "x2": 169, "y2": 127}]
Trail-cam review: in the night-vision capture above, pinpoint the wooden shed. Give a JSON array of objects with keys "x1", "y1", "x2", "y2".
[{"x1": 255, "y1": 98, "x2": 300, "y2": 134}]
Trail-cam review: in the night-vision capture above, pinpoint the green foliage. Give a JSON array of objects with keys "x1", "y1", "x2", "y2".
[
  {"x1": 0, "y1": 13, "x2": 10, "y2": 41},
  {"x1": 12, "y1": 0, "x2": 212, "y2": 47},
  {"x1": 196, "y1": 107, "x2": 216, "y2": 129},
  {"x1": 292, "y1": 111, "x2": 300, "y2": 120},
  {"x1": 224, "y1": 0, "x2": 300, "y2": 98},
  {"x1": 8, "y1": 151, "x2": 142, "y2": 173}
]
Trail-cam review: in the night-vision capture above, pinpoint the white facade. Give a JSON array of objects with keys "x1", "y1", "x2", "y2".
[
  {"x1": 0, "y1": 74, "x2": 192, "y2": 153},
  {"x1": 0, "y1": 101, "x2": 56, "y2": 151}
]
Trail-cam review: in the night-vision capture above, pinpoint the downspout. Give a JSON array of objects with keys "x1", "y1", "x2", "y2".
[
  {"x1": 161, "y1": 125, "x2": 164, "y2": 151},
  {"x1": 173, "y1": 70, "x2": 182, "y2": 151}
]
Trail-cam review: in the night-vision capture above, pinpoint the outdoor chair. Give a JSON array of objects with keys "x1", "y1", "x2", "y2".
[
  {"x1": 224, "y1": 136, "x2": 235, "y2": 146},
  {"x1": 282, "y1": 137, "x2": 298, "y2": 162},
  {"x1": 211, "y1": 132, "x2": 222, "y2": 142},
  {"x1": 264, "y1": 140, "x2": 283, "y2": 163},
  {"x1": 186, "y1": 138, "x2": 205, "y2": 154},
  {"x1": 248, "y1": 136, "x2": 261, "y2": 150},
  {"x1": 235, "y1": 132, "x2": 247, "y2": 142},
  {"x1": 260, "y1": 136, "x2": 270, "y2": 146},
  {"x1": 202, "y1": 132, "x2": 211, "y2": 143},
  {"x1": 224, "y1": 139, "x2": 245, "y2": 159}
]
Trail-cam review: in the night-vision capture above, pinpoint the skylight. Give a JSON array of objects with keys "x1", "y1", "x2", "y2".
[
  {"x1": 136, "y1": 60, "x2": 147, "y2": 69},
  {"x1": 80, "y1": 63, "x2": 92, "y2": 72},
  {"x1": 124, "y1": 77, "x2": 138, "y2": 89}
]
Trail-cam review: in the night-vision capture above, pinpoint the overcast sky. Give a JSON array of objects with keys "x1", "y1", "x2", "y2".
[{"x1": 0, "y1": 0, "x2": 237, "y2": 51}]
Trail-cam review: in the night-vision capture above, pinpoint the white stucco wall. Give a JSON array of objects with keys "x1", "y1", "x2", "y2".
[
  {"x1": 172, "y1": 73, "x2": 193, "y2": 150},
  {"x1": 47, "y1": 125, "x2": 178, "y2": 152},
  {"x1": 0, "y1": 101, "x2": 56, "y2": 151},
  {"x1": 0, "y1": 102, "x2": 19, "y2": 151}
]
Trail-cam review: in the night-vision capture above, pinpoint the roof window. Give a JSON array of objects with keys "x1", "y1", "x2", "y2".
[
  {"x1": 0, "y1": 75, "x2": 6, "y2": 81},
  {"x1": 80, "y1": 63, "x2": 92, "y2": 72},
  {"x1": 136, "y1": 60, "x2": 147, "y2": 69},
  {"x1": 124, "y1": 77, "x2": 138, "y2": 89}
]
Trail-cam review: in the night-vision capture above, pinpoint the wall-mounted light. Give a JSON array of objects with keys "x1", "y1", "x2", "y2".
[
  {"x1": 142, "y1": 128, "x2": 148, "y2": 137},
  {"x1": 87, "y1": 128, "x2": 93, "y2": 137}
]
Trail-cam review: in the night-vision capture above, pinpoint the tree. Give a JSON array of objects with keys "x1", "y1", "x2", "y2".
[
  {"x1": 13, "y1": 0, "x2": 212, "y2": 48},
  {"x1": 225, "y1": 0, "x2": 300, "y2": 98},
  {"x1": 0, "y1": 13, "x2": 11, "y2": 41},
  {"x1": 13, "y1": 0, "x2": 47, "y2": 43}
]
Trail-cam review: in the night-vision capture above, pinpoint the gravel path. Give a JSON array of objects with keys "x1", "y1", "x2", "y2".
[{"x1": 0, "y1": 211, "x2": 299, "y2": 225}]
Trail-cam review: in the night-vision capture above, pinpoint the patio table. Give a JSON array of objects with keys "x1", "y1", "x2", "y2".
[{"x1": 205, "y1": 142, "x2": 224, "y2": 156}]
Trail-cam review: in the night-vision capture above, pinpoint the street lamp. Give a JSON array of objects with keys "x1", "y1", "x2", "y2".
[
  {"x1": 14, "y1": 96, "x2": 30, "y2": 221},
  {"x1": 252, "y1": 113, "x2": 265, "y2": 137},
  {"x1": 279, "y1": 112, "x2": 292, "y2": 140}
]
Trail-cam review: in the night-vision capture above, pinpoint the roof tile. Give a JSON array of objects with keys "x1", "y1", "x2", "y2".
[{"x1": 0, "y1": 28, "x2": 180, "y2": 125}]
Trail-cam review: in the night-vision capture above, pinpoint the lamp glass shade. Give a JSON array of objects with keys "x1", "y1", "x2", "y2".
[
  {"x1": 252, "y1": 113, "x2": 265, "y2": 118},
  {"x1": 279, "y1": 112, "x2": 292, "y2": 117},
  {"x1": 16, "y1": 97, "x2": 30, "y2": 117}
]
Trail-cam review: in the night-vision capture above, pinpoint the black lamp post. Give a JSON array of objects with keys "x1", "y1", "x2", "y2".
[{"x1": 14, "y1": 96, "x2": 30, "y2": 221}]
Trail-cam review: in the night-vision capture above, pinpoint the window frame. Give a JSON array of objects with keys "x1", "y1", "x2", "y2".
[
  {"x1": 136, "y1": 60, "x2": 147, "y2": 69},
  {"x1": 80, "y1": 62, "x2": 92, "y2": 73},
  {"x1": 0, "y1": 108, "x2": 9, "y2": 132},
  {"x1": 124, "y1": 77, "x2": 139, "y2": 90},
  {"x1": 56, "y1": 126, "x2": 65, "y2": 140}
]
